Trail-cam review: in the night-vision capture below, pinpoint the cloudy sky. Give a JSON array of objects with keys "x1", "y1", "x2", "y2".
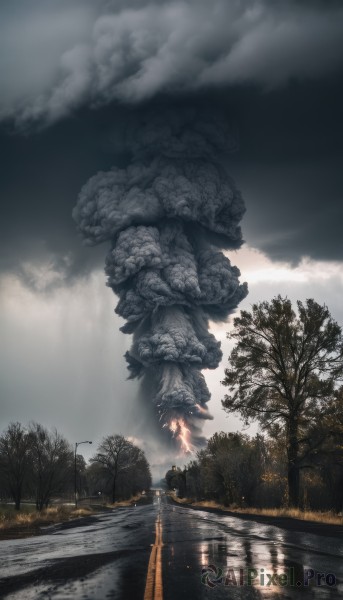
[{"x1": 1, "y1": 0, "x2": 343, "y2": 478}]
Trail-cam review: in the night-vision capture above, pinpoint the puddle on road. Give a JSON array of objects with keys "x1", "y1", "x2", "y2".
[
  {"x1": 194, "y1": 530, "x2": 343, "y2": 599},
  {"x1": 162, "y1": 505, "x2": 343, "y2": 600}
]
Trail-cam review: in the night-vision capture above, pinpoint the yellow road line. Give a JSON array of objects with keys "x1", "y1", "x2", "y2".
[{"x1": 144, "y1": 513, "x2": 163, "y2": 600}]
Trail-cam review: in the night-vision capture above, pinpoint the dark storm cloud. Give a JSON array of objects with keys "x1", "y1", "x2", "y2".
[
  {"x1": 1, "y1": 81, "x2": 342, "y2": 286},
  {"x1": 227, "y1": 80, "x2": 343, "y2": 263},
  {"x1": 0, "y1": 0, "x2": 342, "y2": 281},
  {"x1": 0, "y1": 111, "x2": 118, "y2": 288},
  {"x1": 235, "y1": 159, "x2": 343, "y2": 264},
  {"x1": 1, "y1": 0, "x2": 343, "y2": 125}
]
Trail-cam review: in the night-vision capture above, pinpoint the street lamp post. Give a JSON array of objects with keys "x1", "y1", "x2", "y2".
[{"x1": 75, "y1": 440, "x2": 92, "y2": 508}]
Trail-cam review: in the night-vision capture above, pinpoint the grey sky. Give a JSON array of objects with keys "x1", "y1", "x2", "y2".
[
  {"x1": 0, "y1": 0, "x2": 342, "y2": 477},
  {"x1": 1, "y1": 0, "x2": 343, "y2": 124}
]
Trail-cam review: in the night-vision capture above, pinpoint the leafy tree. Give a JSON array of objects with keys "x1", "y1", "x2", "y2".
[
  {"x1": 182, "y1": 461, "x2": 203, "y2": 499},
  {"x1": 257, "y1": 436, "x2": 288, "y2": 508},
  {"x1": 222, "y1": 296, "x2": 343, "y2": 507},
  {"x1": 0, "y1": 422, "x2": 30, "y2": 510},
  {"x1": 90, "y1": 434, "x2": 150, "y2": 503},
  {"x1": 303, "y1": 386, "x2": 343, "y2": 511},
  {"x1": 198, "y1": 432, "x2": 263, "y2": 506},
  {"x1": 28, "y1": 423, "x2": 73, "y2": 510},
  {"x1": 165, "y1": 467, "x2": 183, "y2": 491}
]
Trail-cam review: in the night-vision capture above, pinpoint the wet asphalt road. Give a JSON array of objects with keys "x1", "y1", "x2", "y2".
[{"x1": 0, "y1": 495, "x2": 342, "y2": 599}]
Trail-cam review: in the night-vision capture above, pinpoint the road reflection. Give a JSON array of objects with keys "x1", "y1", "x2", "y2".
[
  {"x1": 162, "y1": 502, "x2": 343, "y2": 599},
  {"x1": 1, "y1": 496, "x2": 342, "y2": 600}
]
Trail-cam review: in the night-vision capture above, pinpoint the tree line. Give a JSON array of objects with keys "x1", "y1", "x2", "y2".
[
  {"x1": 0, "y1": 424, "x2": 151, "y2": 510},
  {"x1": 166, "y1": 297, "x2": 343, "y2": 511},
  {"x1": 166, "y1": 427, "x2": 343, "y2": 511}
]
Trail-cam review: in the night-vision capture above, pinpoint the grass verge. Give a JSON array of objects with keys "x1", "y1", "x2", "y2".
[
  {"x1": 0, "y1": 505, "x2": 93, "y2": 534},
  {"x1": 105, "y1": 493, "x2": 142, "y2": 508},
  {"x1": 169, "y1": 494, "x2": 343, "y2": 526},
  {"x1": 0, "y1": 494, "x2": 144, "y2": 540}
]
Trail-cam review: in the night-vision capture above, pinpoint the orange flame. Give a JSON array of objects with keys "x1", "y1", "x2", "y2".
[
  {"x1": 194, "y1": 403, "x2": 208, "y2": 415},
  {"x1": 167, "y1": 418, "x2": 193, "y2": 453}
]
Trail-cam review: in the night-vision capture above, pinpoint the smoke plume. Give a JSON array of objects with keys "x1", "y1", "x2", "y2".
[{"x1": 73, "y1": 110, "x2": 248, "y2": 450}]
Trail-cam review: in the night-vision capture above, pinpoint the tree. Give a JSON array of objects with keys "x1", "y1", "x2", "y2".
[
  {"x1": 75, "y1": 454, "x2": 88, "y2": 499},
  {"x1": 303, "y1": 385, "x2": 343, "y2": 511},
  {"x1": 126, "y1": 451, "x2": 151, "y2": 497},
  {"x1": 184, "y1": 460, "x2": 203, "y2": 499},
  {"x1": 165, "y1": 467, "x2": 183, "y2": 491},
  {"x1": 222, "y1": 296, "x2": 343, "y2": 507},
  {"x1": 90, "y1": 434, "x2": 150, "y2": 503},
  {"x1": 198, "y1": 432, "x2": 263, "y2": 506},
  {"x1": 28, "y1": 423, "x2": 73, "y2": 510},
  {"x1": 0, "y1": 422, "x2": 30, "y2": 510}
]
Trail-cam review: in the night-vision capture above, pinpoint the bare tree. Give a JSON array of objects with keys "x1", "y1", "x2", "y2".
[
  {"x1": 0, "y1": 422, "x2": 30, "y2": 510},
  {"x1": 75, "y1": 454, "x2": 88, "y2": 499},
  {"x1": 28, "y1": 423, "x2": 73, "y2": 510},
  {"x1": 90, "y1": 434, "x2": 150, "y2": 503}
]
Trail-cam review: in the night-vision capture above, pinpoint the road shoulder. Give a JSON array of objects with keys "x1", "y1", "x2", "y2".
[{"x1": 169, "y1": 497, "x2": 343, "y2": 539}]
